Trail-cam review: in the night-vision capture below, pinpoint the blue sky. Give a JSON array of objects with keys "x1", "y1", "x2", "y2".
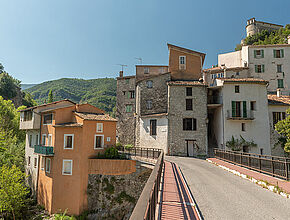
[{"x1": 0, "y1": 0, "x2": 289, "y2": 84}]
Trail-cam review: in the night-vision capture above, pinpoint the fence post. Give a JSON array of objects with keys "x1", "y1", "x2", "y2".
[
  {"x1": 240, "y1": 152, "x2": 242, "y2": 165},
  {"x1": 259, "y1": 155, "x2": 262, "y2": 172},
  {"x1": 248, "y1": 154, "x2": 251, "y2": 167},
  {"x1": 271, "y1": 157, "x2": 274, "y2": 176},
  {"x1": 147, "y1": 148, "x2": 149, "y2": 158},
  {"x1": 285, "y1": 158, "x2": 289, "y2": 180}
]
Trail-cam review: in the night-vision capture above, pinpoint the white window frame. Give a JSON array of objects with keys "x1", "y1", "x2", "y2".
[
  {"x1": 29, "y1": 134, "x2": 33, "y2": 147},
  {"x1": 179, "y1": 56, "x2": 186, "y2": 70},
  {"x1": 41, "y1": 157, "x2": 45, "y2": 170},
  {"x1": 63, "y1": 134, "x2": 74, "y2": 149},
  {"x1": 146, "y1": 80, "x2": 153, "y2": 88},
  {"x1": 94, "y1": 134, "x2": 104, "y2": 149},
  {"x1": 62, "y1": 159, "x2": 73, "y2": 175},
  {"x1": 96, "y1": 123, "x2": 103, "y2": 133},
  {"x1": 144, "y1": 67, "x2": 150, "y2": 74},
  {"x1": 28, "y1": 156, "x2": 31, "y2": 166},
  {"x1": 106, "y1": 137, "x2": 111, "y2": 142},
  {"x1": 35, "y1": 134, "x2": 39, "y2": 146},
  {"x1": 47, "y1": 134, "x2": 52, "y2": 146},
  {"x1": 42, "y1": 134, "x2": 47, "y2": 146},
  {"x1": 45, "y1": 158, "x2": 51, "y2": 173}
]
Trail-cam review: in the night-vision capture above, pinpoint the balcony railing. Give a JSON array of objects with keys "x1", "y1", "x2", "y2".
[
  {"x1": 34, "y1": 145, "x2": 54, "y2": 156},
  {"x1": 208, "y1": 95, "x2": 223, "y2": 104},
  {"x1": 226, "y1": 110, "x2": 254, "y2": 120}
]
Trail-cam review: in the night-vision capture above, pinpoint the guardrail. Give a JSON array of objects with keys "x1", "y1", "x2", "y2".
[
  {"x1": 34, "y1": 145, "x2": 54, "y2": 156},
  {"x1": 123, "y1": 147, "x2": 164, "y2": 220},
  {"x1": 214, "y1": 149, "x2": 290, "y2": 180}
]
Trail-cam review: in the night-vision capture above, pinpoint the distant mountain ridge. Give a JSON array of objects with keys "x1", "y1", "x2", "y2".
[
  {"x1": 21, "y1": 84, "x2": 38, "y2": 90},
  {"x1": 26, "y1": 78, "x2": 117, "y2": 114}
]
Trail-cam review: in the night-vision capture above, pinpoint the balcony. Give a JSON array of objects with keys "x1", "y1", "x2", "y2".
[
  {"x1": 19, "y1": 113, "x2": 41, "y2": 130},
  {"x1": 226, "y1": 110, "x2": 254, "y2": 120},
  {"x1": 207, "y1": 95, "x2": 223, "y2": 108},
  {"x1": 34, "y1": 145, "x2": 54, "y2": 156}
]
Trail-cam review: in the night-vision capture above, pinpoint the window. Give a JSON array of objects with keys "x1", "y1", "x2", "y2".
[
  {"x1": 241, "y1": 123, "x2": 246, "y2": 131},
  {"x1": 24, "y1": 111, "x2": 33, "y2": 121},
  {"x1": 28, "y1": 156, "x2": 31, "y2": 166},
  {"x1": 47, "y1": 134, "x2": 52, "y2": 146},
  {"x1": 236, "y1": 72, "x2": 240, "y2": 76},
  {"x1": 231, "y1": 101, "x2": 241, "y2": 117},
  {"x1": 128, "y1": 91, "x2": 135, "y2": 99},
  {"x1": 62, "y1": 160, "x2": 72, "y2": 175},
  {"x1": 64, "y1": 134, "x2": 74, "y2": 149},
  {"x1": 146, "y1": 80, "x2": 153, "y2": 88},
  {"x1": 42, "y1": 134, "x2": 46, "y2": 145},
  {"x1": 144, "y1": 67, "x2": 150, "y2": 74},
  {"x1": 45, "y1": 158, "x2": 51, "y2": 173},
  {"x1": 123, "y1": 91, "x2": 126, "y2": 96},
  {"x1": 235, "y1": 86, "x2": 240, "y2": 93},
  {"x1": 94, "y1": 135, "x2": 104, "y2": 149},
  {"x1": 34, "y1": 158, "x2": 37, "y2": 168},
  {"x1": 41, "y1": 157, "x2": 45, "y2": 170},
  {"x1": 106, "y1": 137, "x2": 111, "y2": 142},
  {"x1": 250, "y1": 101, "x2": 256, "y2": 111},
  {"x1": 186, "y1": 87, "x2": 192, "y2": 96},
  {"x1": 150, "y1": 119, "x2": 157, "y2": 136},
  {"x1": 183, "y1": 118, "x2": 197, "y2": 131},
  {"x1": 254, "y1": 49, "x2": 264, "y2": 58},
  {"x1": 159, "y1": 67, "x2": 165, "y2": 73},
  {"x1": 278, "y1": 79, "x2": 284, "y2": 88},
  {"x1": 277, "y1": 64, "x2": 282, "y2": 73},
  {"x1": 126, "y1": 105, "x2": 133, "y2": 113},
  {"x1": 96, "y1": 123, "x2": 103, "y2": 133},
  {"x1": 146, "y1": 100, "x2": 152, "y2": 110},
  {"x1": 35, "y1": 134, "x2": 39, "y2": 146},
  {"x1": 29, "y1": 134, "x2": 33, "y2": 147},
  {"x1": 179, "y1": 56, "x2": 186, "y2": 70},
  {"x1": 255, "y1": 65, "x2": 265, "y2": 73},
  {"x1": 273, "y1": 112, "x2": 286, "y2": 127},
  {"x1": 273, "y1": 49, "x2": 284, "y2": 58},
  {"x1": 186, "y1": 99, "x2": 193, "y2": 110},
  {"x1": 43, "y1": 114, "x2": 53, "y2": 124}
]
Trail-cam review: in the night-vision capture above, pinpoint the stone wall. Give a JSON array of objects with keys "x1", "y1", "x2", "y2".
[
  {"x1": 168, "y1": 84, "x2": 208, "y2": 156},
  {"x1": 87, "y1": 163, "x2": 151, "y2": 220},
  {"x1": 116, "y1": 76, "x2": 136, "y2": 145}
]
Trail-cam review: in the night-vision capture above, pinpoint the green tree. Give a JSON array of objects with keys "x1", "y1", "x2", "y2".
[
  {"x1": 22, "y1": 92, "x2": 37, "y2": 107},
  {"x1": 48, "y1": 89, "x2": 54, "y2": 103},
  {"x1": 0, "y1": 72, "x2": 21, "y2": 100},
  {"x1": 0, "y1": 165, "x2": 29, "y2": 220},
  {"x1": 275, "y1": 108, "x2": 290, "y2": 153}
]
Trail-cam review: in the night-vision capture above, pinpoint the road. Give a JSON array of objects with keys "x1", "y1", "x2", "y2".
[{"x1": 166, "y1": 156, "x2": 290, "y2": 220}]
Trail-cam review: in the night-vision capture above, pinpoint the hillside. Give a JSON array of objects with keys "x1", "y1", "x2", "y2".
[
  {"x1": 21, "y1": 84, "x2": 38, "y2": 90},
  {"x1": 26, "y1": 78, "x2": 117, "y2": 114}
]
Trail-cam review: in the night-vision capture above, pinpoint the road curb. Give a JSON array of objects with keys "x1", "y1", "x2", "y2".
[{"x1": 207, "y1": 159, "x2": 289, "y2": 199}]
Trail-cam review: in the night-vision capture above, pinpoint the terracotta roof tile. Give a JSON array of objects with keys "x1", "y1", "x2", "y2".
[
  {"x1": 203, "y1": 66, "x2": 249, "y2": 74},
  {"x1": 74, "y1": 112, "x2": 117, "y2": 121},
  {"x1": 53, "y1": 122, "x2": 83, "y2": 127},
  {"x1": 268, "y1": 95, "x2": 290, "y2": 106},
  {"x1": 167, "y1": 81, "x2": 206, "y2": 86},
  {"x1": 19, "y1": 99, "x2": 76, "y2": 112},
  {"x1": 220, "y1": 78, "x2": 268, "y2": 84}
]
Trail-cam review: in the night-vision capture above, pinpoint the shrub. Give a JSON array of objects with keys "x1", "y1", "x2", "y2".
[
  {"x1": 116, "y1": 142, "x2": 123, "y2": 150},
  {"x1": 124, "y1": 144, "x2": 133, "y2": 150}
]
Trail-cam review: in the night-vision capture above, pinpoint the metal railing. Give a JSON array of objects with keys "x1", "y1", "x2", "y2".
[
  {"x1": 34, "y1": 145, "x2": 54, "y2": 156},
  {"x1": 127, "y1": 147, "x2": 164, "y2": 220},
  {"x1": 214, "y1": 149, "x2": 290, "y2": 180},
  {"x1": 226, "y1": 110, "x2": 254, "y2": 120}
]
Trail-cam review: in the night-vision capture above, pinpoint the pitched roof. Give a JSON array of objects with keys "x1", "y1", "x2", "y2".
[
  {"x1": 74, "y1": 112, "x2": 117, "y2": 121},
  {"x1": 167, "y1": 80, "x2": 206, "y2": 86},
  {"x1": 19, "y1": 99, "x2": 76, "y2": 112},
  {"x1": 219, "y1": 78, "x2": 268, "y2": 84},
  {"x1": 268, "y1": 95, "x2": 290, "y2": 106}
]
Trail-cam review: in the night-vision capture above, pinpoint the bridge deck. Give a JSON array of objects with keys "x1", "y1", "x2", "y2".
[{"x1": 159, "y1": 161, "x2": 200, "y2": 220}]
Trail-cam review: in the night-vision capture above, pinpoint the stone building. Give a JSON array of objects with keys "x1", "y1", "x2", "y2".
[
  {"x1": 117, "y1": 43, "x2": 208, "y2": 156},
  {"x1": 246, "y1": 18, "x2": 283, "y2": 37}
]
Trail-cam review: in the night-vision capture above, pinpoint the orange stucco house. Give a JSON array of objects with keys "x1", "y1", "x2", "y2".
[{"x1": 20, "y1": 100, "x2": 117, "y2": 215}]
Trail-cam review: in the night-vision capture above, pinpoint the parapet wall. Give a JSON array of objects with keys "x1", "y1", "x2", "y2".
[{"x1": 88, "y1": 159, "x2": 136, "y2": 175}]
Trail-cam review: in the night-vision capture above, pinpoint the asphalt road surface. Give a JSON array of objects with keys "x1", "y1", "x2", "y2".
[{"x1": 166, "y1": 156, "x2": 290, "y2": 220}]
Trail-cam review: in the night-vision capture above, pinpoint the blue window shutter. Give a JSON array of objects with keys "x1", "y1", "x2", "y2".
[{"x1": 243, "y1": 101, "x2": 247, "y2": 118}]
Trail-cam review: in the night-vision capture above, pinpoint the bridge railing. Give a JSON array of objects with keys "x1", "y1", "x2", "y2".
[
  {"x1": 122, "y1": 147, "x2": 163, "y2": 220},
  {"x1": 214, "y1": 149, "x2": 290, "y2": 180}
]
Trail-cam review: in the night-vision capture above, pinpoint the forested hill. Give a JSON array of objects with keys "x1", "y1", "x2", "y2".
[{"x1": 26, "y1": 78, "x2": 117, "y2": 114}]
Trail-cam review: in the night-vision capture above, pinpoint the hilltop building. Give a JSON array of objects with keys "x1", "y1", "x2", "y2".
[
  {"x1": 19, "y1": 100, "x2": 117, "y2": 215},
  {"x1": 246, "y1": 18, "x2": 283, "y2": 37}
]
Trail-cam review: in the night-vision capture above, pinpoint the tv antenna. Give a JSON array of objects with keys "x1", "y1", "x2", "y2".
[
  {"x1": 116, "y1": 64, "x2": 128, "y2": 71},
  {"x1": 135, "y1": 57, "x2": 143, "y2": 64}
]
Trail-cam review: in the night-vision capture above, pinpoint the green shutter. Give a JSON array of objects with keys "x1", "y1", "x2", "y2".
[
  {"x1": 127, "y1": 92, "x2": 130, "y2": 99},
  {"x1": 255, "y1": 65, "x2": 258, "y2": 73},
  {"x1": 278, "y1": 79, "x2": 284, "y2": 88},
  {"x1": 243, "y1": 101, "x2": 247, "y2": 118},
  {"x1": 281, "y1": 49, "x2": 284, "y2": 58},
  {"x1": 273, "y1": 49, "x2": 276, "y2": 58},
  {"x1": 232, "y1": 101, "x2": 236, "y2": 117},
  {"x1": 261, "y1": 50, "x2": 264, "y2": 58},
  {"x1": 262, "y1": 65, "x2": 265, "y2": 73},
  {"x1": 254, "y1": 50, "x2": 257, "y2": 58}
]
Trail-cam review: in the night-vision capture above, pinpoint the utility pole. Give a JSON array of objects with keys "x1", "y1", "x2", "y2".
[{"x1": 116, "y1": 64, "x2": 128, "y2": 72}]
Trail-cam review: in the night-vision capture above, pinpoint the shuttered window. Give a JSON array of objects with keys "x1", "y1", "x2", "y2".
[
  {"x1": 186, "y1": 99, "x2": 193, "y2": 110},
  {"x1": 183, "y1": 118, "x2": 197, "y2": 131},
  {"x1": 274, "y1": 49, "x2": 284, "y2": 58},
  {"x1": 232, "y1": 101, "x2": 241, "y2": 117},
  {"x1": 243, "y1": 101, "x2": 247, "y2": 118},
  {"x1": 254, "y1": 50, "x2": 264, "y2": 58},
  {"x1": 278, "y1": 79, "x2": 284, "y2": 88},
  {"x1": 255, "y1": 65, "x2": 264, "y2": 73}
]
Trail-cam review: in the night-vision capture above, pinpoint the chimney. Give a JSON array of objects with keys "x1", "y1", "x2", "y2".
[
  {"x1": 288, "y1": 35, "x2": 290, "y2": 44},
  {"x1": 277, "y1": 89, "x2": 281, "y2": 97},
  {"x1": 119, "y1": 71, "x2": 123, "y2": 78}
]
